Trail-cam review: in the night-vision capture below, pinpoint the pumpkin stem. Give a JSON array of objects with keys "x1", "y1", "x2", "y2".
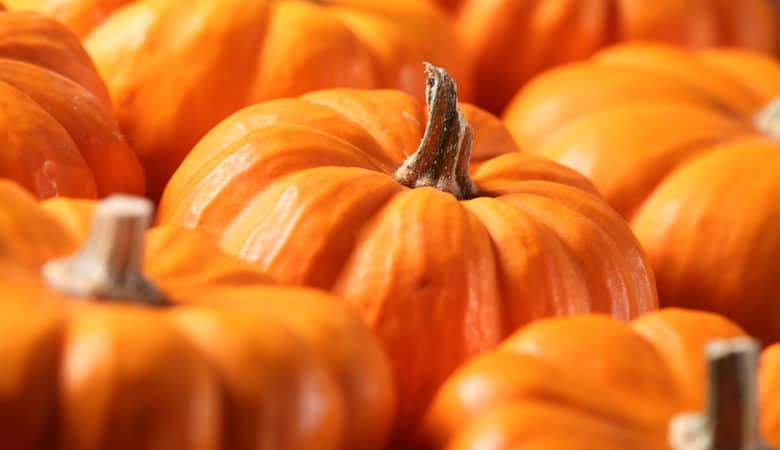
[
  {"x1": 669, "y1": 338, "x2": 771, "y2": 450},
  {"x1": 755, "y1": 98, "x2": 780, "y2": 141},
  {"x1": 394, "y1": 62, "x2": 478, "y2": 200},
  {"x1": 42, "y1": 195, "x2": 169, "y2": 306}
]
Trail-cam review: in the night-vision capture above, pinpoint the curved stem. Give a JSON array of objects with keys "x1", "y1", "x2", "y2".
[
  {"x1": 669, "y1": 337, "x2": 772, "y2": 450},
  {"x1": 394, "y1": 62, "x2": 478, "y2": 200},
  {"x1": 42, "y1": 195, "x2": 169, "y2": 306},
  {"x1": 755, "y1": 97, "x2": 780, "y2": 142}
]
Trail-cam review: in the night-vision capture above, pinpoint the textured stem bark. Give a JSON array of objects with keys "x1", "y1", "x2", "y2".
[
  {"x1": 42, "y1": 195, "x2": 169, "y2": 306},
  {"x1": 394, "y1": 62, "x2": 478, "y2": 200},
  {"x1": 669, "y1": 337, "x2": 772, "y2": 450}
]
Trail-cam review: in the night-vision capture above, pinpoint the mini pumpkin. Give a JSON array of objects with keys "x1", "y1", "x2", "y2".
[
  {"x1": 504, "y1": 43, "x2": 780, "y2": 344},
  {"x1": 0, "y1": 8, "x2": 144, "y2": 199},
  {"x1": 0, "y1": 180, "x2": 395, "y2": 450},
  {"x1": 5, "y1": 0, "x2": 472, "y2": 200},
  {"x1": 158, "y1": 63, "x2": 657, "y2": 442},
  {"x1": 421, "y1": 308, "x2": 779, "y2": 450},
  {"x1": 446, "y1": 0, "x2": 779, "y2": 113}
]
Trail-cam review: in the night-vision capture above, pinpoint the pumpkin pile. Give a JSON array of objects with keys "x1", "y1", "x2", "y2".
[{"x1": 0, "y1": 1, "x2": 779, "y2": 449}]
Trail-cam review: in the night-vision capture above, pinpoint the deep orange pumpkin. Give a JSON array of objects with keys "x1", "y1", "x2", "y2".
[
  {"x1": 0, "y1": 8, "x2": 144, "y2": 199},
  {"x1": 0, "y1": 180, "x2": 396, "y2": 450},
  {"x1": 158, "y1": 64, "x2": 657, "y2": 441},
  {"x1": 5, "y1": 0, "x2": 472, "y2": 200},
  {"x1": 504, "y1": 43, "x2": 780, "y2": 345},
  {"x1": 442, "y1": 0, "x2": 779, "y2": 113},
  {"x1": 422, "y1": 308, "x2": 779, "y2": 450}
]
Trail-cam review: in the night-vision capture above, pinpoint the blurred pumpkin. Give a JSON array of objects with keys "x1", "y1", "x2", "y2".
[
  {"x1": 0, "y1": 179, "x2": 395, "y2": 450},
  {"x1": 439, "y1": 0, "x2": 779, "y2": 113},
  {"x1": 421, "y1": 308, "x2": 779, "y2": 450},
  {"x1": 0, "y1": 8, "x2": 143, "y2": 199},
  {"x1": 504, "y1": 43, "x2": 780, "y2": 345},
  {"x1": 4, "y1": 0, "x2": 472, "y2": 200},
  {"x1": 157, "y1": 63, "x2": 657, "y2": 443}
]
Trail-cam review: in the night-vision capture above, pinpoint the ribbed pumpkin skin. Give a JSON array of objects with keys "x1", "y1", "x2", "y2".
[
  {"x1": 5, "y1": 0, "x2": 472, "y2": 200},
  {"x1": 443, "y1": 0, "x2": 779, "y2": 113},
  {"x1": 157, "y1": 87, "x2": 657, "y2": 442},
  {"x1": 504, "y1": 44, "x2": 780, "y2": 345},
  {"x1": 0, "y1": 9, "x2": 144, "y2": 199},
  {"x1": 0, "y1": 180, "x2": 396, "y2": 450},
  {"x1": 422, "y1": 308, "x2": 780, "y2": 450}
]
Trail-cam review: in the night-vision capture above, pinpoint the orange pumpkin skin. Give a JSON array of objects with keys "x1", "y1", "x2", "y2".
[
  {"x1": 450, "y1": 0, "x2": 779, "y2": 113},
  {"x1": 6, "y1": 0, "x2": 472, "y2": 200},
  {"x1": 0, "y1": 181, "x2": 396, "y2": 450},
  {"x1": 421, "y1": 308, "x2": 779, "y2": 450},
  {"x1": 157, "y1": 80, "x2": 658, "y2": 441},
  {"x1": 0, "y1": 9, "x2": 144, "y2": 199},
  {"x1": 504, "y1": 43, "x2": 780, "y2": 345}
]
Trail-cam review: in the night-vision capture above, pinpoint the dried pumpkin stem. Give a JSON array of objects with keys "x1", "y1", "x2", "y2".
[
  {"x1": 669, "y1": 337, "x2": 772, "y2": 450},
  {"x1": 755, "y1": 97, "x2": 780, "y2": 141},
  {"x1": 42, "y1": 195, "x2": 169, "y2": 306},
  {"x1": 394, "y1": 62, "x2": 478, "y2": 200}
]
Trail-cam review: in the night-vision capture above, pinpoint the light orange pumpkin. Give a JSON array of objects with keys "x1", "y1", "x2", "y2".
[
  {"x1": 0, "y1": 8, "x2": 143, "y2": 199},
  {"x1": 5, "y1": 0, "x2": 472, "y2": 200},
  {"x1": 504, "y1": 43, "x2": 780, "y2": 345},
  {"x1": 422, "y1": 308, "x2": 779, "y2": 450},
  {"x1": 157, "y1": 64, "x2": 657, "y2": 442},
  {"x1": 444, "y1": 0, "x2": 779, "y2": 113},
  {"x1": 0, "y1": 179, "x2": 396, "y2": 450}
]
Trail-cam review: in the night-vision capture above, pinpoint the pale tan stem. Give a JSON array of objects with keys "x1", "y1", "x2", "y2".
[
  {"x1": 42, "y1": 195, "x2": 168, "y2": 306},
  {"x1": 755, "y1": 98, "x2": 780, "y2": 141},
  {"x1": 669, "y1": 337, "x2": 772, "y2": 450}
]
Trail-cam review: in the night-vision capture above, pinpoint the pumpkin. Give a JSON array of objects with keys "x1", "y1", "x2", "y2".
[
  {"x1": 443, "y1": 0, "x2": 779, "y2": 113},
  {"x1": 0, "y1": 179, "x2": 396, "y2": 450},
  {"x1": 157, "y1": 63, "x2": 657, "y2": 442},
  {"x1": 421, "y1": 308, "x2": 779, "y2": 450},
  {"x1": 5, "y1": 0, "x2": 472, "y2": 200},
  {"x1": 0, "y1": 8, "x2": 143, "y2": 199},
  {"x1": 504, "y1": 43, "x2": 780, "y2": 344}
]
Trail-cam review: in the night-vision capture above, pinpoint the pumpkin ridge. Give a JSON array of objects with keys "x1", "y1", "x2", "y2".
[
  {"x1": 166, "y1": 124, "x2": 388, "y2": 234},
  {"x1": 219, "y1": 166, "x2": 402, "y2": 289},
  {"x1": 503, "y1": 192, "x2": 649, "y2": 319},
  {"x1": 0, "y1": 78, "x2": 98, "y2": 198}
]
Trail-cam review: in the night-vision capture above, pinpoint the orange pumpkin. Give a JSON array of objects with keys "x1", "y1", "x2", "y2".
[
  {"x1": 157, "y1": 63, "x2": 657, "y2": 441},
  {"x1": 422, "y1": 308, "x2": 779, "y2": 450},
  {"x1": 5, "y1": 0, "x2": 472, "y2": 200},
  {"x1": 445, "y1": 0, "x2": 779, "y2": 113},
  {"x1": 0, "y1": 180, "x2": 395, "y2": 450},
  {"x1": 0, "y1": 8, "x2": 143, "y2": 199},
  {"x1": 504, "y1": 43, "x2": 780, "y2": 345}
]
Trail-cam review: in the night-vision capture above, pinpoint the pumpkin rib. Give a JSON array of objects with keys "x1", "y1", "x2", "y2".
[
  {"x1": 499, "y1": 191, "x2": 654, "y2": 319},
  {"x1": 163, "y1": 125, "x2": 389, "y2": 236},
  {"x1": 497, "y1": 181, "x2": 658, "y2": 310},
  {"x1": 536, "y1": 101, "x2": 754, "y2": 219},
  {"x1": 462, "y1": 197, "x2": 594, "y2": 325},
  {"x1": 219, "y1": 167, "x2": 403, "y2": 289},
  {"x1": 0, "y1": 79, "x2": 98, "y2": 198},
  {"x1": 0, "y1": 10, "x2": 111, "y2": 107},
  {"x1": 0, "y1": 58, "x2": 145, "y2": 198},
  {"x1": 697, "y1": 49, "x2": 780, "y2": 101},
  {"x1": 591, "y1": 44, "x2": 763, "y2": 117}
]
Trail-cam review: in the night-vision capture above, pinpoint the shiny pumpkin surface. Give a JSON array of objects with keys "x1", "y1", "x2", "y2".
[
  {"x1": 5, "y1": 0, "x2": 472, "y2": 200},
  {"x1": 447, "y1": 0, "x2": 779, "y2": 113},
  {"x1": 504, "y1": 44, "x2": 780, "y2": 344},
  {"x1": 422, "y1": 308, "x2": 780, "y2": 450},
  {"x1": 0, "y1": 9, "x2": 143, "y2": 199},
  {"x1": 158, "y1": 85, "x2": 657, "y2": 441},
  {"x1": 0, "y1": 180, "x2": 396, "y2": 450}
]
